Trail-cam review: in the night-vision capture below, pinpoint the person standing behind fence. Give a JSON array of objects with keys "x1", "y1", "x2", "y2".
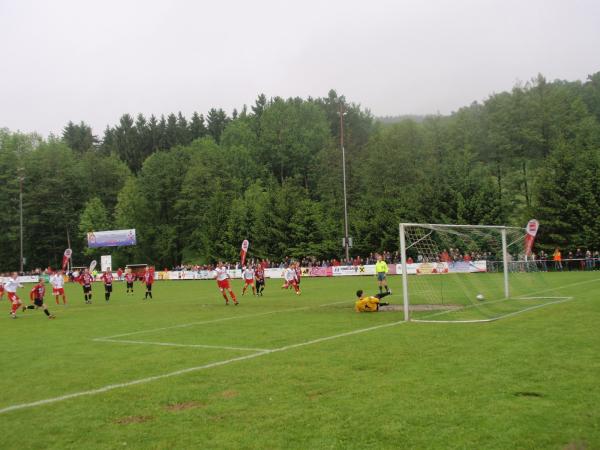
[
  {"x1": 585, "y1": 250, "x2": 593, "y2": 271},
  {"x1": 538, "y1": 250, "x2": 548, "y2": 271},
  {"x1": 576, "y1": 249, "x2": 585, "y2": 270},
  {"x1": 553, "y1": 248, "x2": 563, "y2": 271},
  {"x1": 375, "y1": 254, "x2": 390, "y2": 294}
]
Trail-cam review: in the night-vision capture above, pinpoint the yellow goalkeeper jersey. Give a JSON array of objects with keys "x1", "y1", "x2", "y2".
[{"x1": 355, "y1": 296, "x2": 380, "y2": 312}]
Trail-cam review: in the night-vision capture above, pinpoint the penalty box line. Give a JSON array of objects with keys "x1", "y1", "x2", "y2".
[
  {"x1": 96, "y1": 299, "x2": 350, "y2": 340},
  {"x1": 413, "y1": 297, "x2": 574, "y2": 323},
  {"x1": 0, "y1": 317, "x2": 407, "y2": 415},
  {"x1": 94, "y1": 338, "x2": 270, "y2": 353},
  {"x1": 411, "y1": 275, "x2": 600, "y2": 323}
]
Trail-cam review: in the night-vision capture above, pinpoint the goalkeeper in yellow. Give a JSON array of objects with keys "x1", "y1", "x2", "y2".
[{"x1": 355, "y1": 289, "x2": 391, "y2": 312}]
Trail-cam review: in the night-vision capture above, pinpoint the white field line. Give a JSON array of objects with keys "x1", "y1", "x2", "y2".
[
  {"x1": 98, "y1": 300, "x2": 349, "y2": 340},
  {"x1": 0, "y1": 317, "x2": 406, "y2": 415},
  {"x1": 3, "y1": 277, "x2": 595, "y2": 413},
  {"x1": 413, "y1": 297, "x2": 573, "y2": 323},
  {"x1": 513, "y1": 276, "x2": 600, "y2": 297},
  {"x1": 94, "y1": 338, "x2": 269, "y2": 352},
  {"x1": 413, "y1": 275, "x2": 600, "y2": 322}
]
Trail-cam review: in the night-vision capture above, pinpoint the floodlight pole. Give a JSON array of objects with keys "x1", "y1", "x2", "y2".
[
  {"x1": 399, "y1": 223, "x2": 410, "y2": 321},
  {"x1": 501, "y1": 228, "x2": 510, "y2": 298},
  {"x1": 18, "y1": 169, "x2": 24, "y2": 274},
  {"x1": 340, "y1": 103, "x2": 350, "y2": 263}
]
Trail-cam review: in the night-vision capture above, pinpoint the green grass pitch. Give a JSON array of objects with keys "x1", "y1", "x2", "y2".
[{"x1": 1, "y1": 272, "x2": 599, "y2": 449}]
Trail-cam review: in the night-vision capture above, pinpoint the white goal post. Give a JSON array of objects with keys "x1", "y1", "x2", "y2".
[{"x1": 399, "y1": 223, "x2": 525, "y2": 321}]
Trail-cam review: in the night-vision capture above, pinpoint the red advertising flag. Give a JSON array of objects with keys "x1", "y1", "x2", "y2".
[
  {"x1": 240, "y1": 240, "x2": 249, "y2": 266},
  {"x1": 524, "y1": 219, "x2": 539, "y2": 256},
  {"x1": 61, "y1": 248, "x2": 72, "y2": 271}
]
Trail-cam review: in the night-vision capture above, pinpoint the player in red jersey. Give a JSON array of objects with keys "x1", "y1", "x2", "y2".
[
  {"x1": 50, "y1": 270, "x2": 67, "y2": 305},
  {"x1": 254, "y1": 264, "x2": 265, "y2": 296},
  {"x1": 23, "y1": 278, "x2": 55, "y2": 319},
  {"x1": 214, "y1": 261, "x2": 238, "y2": 305},
  {"x1": 4, "y1": 272, "x2": 23, "y2": 318},
  {"x1": 124, "y1": 269, "x2": 135, "y2": 295},
  {"x1": 282, "y1": 265, "x2": 300, "y2": 295},
  {"x1": 241, "y1": 265, "x2": 256, "y2": 296},
  {"x1": 101, "y1": 269, "x2": 114, "y2": 302},
  {"x1": 117, "y1": 267, "x2": 123, "y2": 281},
  {"x1": 78, "y1": 268, "x2": 94, "y2": 304},
  {"x1": 142, "y1": 267, "x2": 154, "y2": 299},
  {"x1": 0, "y1": 280, "x2": 4, "y2": 301}
]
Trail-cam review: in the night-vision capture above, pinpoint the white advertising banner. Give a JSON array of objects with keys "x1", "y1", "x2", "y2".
[
  {"x1": 396, "y1": 261, "x2": 487, "y2": 275},
  {"x1": 156, "y1": 261, "x2": 488, "y2": 282},
  {"x1": 100, "y1": 255, "x2": 112, "y2": 272},
  {"x1": 0, "y1": 275, "x2": 40, "y2": 284}
]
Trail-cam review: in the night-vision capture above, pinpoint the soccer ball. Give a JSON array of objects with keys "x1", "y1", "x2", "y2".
[{"x1": 476, "y1": 294, "x2": 485, "y2": 301}]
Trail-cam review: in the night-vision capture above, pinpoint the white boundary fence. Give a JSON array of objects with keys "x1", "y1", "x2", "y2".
[{"x1": 0, "y1": 261, "x2": 488, "y2": 284}]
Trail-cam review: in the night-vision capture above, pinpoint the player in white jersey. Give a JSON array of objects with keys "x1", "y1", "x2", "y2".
[
  {"x1": 241, "y1": 265, "x2": 256, "y2": 296},
  {"x1": 50, "y1": 270, "x2": 67, "y2": 305},
  {"x1": 281, "y1": 265, "x2": 300, "y2": 295},
  {"x1": 5, "y1": 272, "x2": 24, "y2": 318},
  {"x1": 214, "y1": 262, "x2": 238, "y2": 305}
]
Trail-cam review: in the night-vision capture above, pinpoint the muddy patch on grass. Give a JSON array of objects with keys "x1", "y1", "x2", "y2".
[
  {"x1": 563, "y1": 441, "x2": 587, "y2": 450},
  {"x1": 113, "y1": 415, "x2": 154, "y2": 425},
  {"x1": 513, "y1": 391, "x2": 544, "y2": 398},
  {"x1": 221, "y1": 389, "x2": 239, "y2": 399},
  {"x1": 165, "y1": 401, "x2": 206, "y2": 412}
]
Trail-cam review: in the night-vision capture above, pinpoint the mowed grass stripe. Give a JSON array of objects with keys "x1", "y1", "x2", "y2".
[{"x1": 0, "y1": 316, "x2": 409, "y2": 414}]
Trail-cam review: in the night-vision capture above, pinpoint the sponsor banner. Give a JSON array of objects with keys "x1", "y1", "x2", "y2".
[
  {"x1": 265, "y1": 268, "x2": 286, "y2": 279},
  {"x1": 240, "y1": 240, "x2": 249, "y2": 266},
  {"x1": 396, "y1": 261, "x2": 487, "y2": 275},
  {"x1": 0, "y1": 276, "x2": 40, "y2": 284},
  {"x1": 332, "y1": 265, "x2": 364, "y2": 276},
  {"x1": 524, "y1": 219, "x2": 539, "y2": 256},
  {"x1": 62, "y1": 248, "x2": 72, "y2": 271},
  {"x1": 447, "y1": 260, "x2": 487, "y2": 273},
  {"x1": 150, "y1": 261, "x2": 489, "y2": 282},
  {"x1": 87, "y1": 229, "x2": 137, "y2": 248},
  {"x1": 416, "y1": 262, "x2": 449, "y2": 275},
  {"x1": 168, "y1": 270, "x2": 220, "y2": 280},
  {"x1": 308, "y1": 266, "x2": 333, "y2": 277}
]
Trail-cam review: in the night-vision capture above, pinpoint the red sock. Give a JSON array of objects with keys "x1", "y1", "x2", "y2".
[
  {"x1": 229, "y1": 290, "x2": 237, "y2": 301},
  {"x1": 11, "y1": 303, "x2": 19, "y2": 314},
  {"x1": 221, "y1": 292, "x2": 229, "y2": 302}
]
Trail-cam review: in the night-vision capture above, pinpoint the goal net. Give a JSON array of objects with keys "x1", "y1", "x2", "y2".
[{"x1": 398, "y1": 223, "x2": 570, "y2": 323}]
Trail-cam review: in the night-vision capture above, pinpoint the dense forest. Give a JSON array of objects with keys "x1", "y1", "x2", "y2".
[{"x1": 1, "y1": 73, "x2": 600, "y2": 271}]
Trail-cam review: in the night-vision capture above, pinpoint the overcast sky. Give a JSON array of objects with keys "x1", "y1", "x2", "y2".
[{"x1": 1, "y1": 0, "x2": 599, "y2": 136}]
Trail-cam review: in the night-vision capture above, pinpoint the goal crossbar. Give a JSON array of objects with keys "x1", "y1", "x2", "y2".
[{"x1": 400, "y1": 223, "x2": 523, "y2": 231}]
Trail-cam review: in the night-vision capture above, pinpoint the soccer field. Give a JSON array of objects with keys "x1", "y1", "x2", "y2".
[{"x1": 1, "y1": 273, "x2": 599, "y2": 449}]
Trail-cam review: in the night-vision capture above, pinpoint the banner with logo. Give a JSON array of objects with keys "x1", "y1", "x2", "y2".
[
  {"x1": 240, "y1": 240, "x2": 249, "y2": 266},
  {"x1": 61, "y1": 248, "x2": 72, "y2": 271},
  {"x1": 87, "y1": 229, "x2": 136, "y2": 248},
  {"x1": 524, "y1": 219, "x2": 539, "y2": 257}
]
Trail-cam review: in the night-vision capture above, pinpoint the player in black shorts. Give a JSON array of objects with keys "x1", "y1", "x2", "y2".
[
  {"x1": 125, "y1": 270, "x2": 134, "y2": 295},
  {"x1": 78, "y1": 269, "x2": 94, "y2": 304},
  {"x1": 101, "y1": 269, "x2": 114, "y2": 302},
  {"x1": 255, "y1": 264, "x2": 266, "y2": 296},
  {"x1": 23, "y1": 279, "x2": 55, "y2": 319}
]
